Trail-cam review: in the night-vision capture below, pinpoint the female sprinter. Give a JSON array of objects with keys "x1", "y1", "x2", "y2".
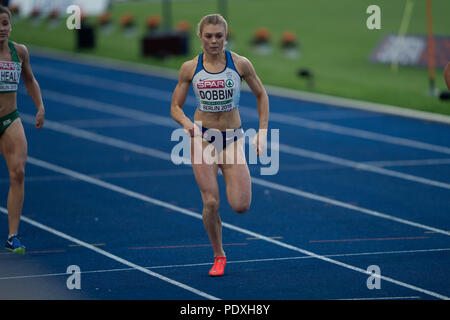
[
  {"x1": 0, "y1": 6, "x2": 45, "y2": 254},
  {"x1": 171, "y1": 14, "x2": 269, "y2": 276}
]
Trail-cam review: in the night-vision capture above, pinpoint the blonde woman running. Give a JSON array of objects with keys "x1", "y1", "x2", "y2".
[{"x1": 171, "y1": 14, "x2": 269, "y2": 276}]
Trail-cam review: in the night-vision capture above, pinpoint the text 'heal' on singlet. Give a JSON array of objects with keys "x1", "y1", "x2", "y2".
[{"x1": 0, "y1": 41, "x2": 21, "y2": 93}]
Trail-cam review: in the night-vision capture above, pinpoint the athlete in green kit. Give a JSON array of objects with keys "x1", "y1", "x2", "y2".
[{"x1": 0, "y1": 6, "x2": 45, "y2": 254}]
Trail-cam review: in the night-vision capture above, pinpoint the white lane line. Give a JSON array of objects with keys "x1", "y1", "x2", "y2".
[
  {"x1": 278, "y1": 144, "x2": 450, "y2": 190},
  {"x1": 24, "y1": 91, "x2": 450, "y2": 190},
  {"x1": 0, "y1": 207, "x2": 219, "y2": 300},
  {"x1": 366, "y1": 158, "x2": 450, "y2": 167},
  {"x1": 29, "y1": 46, "x2": 450, "y2": 125},
  {"x1": 277, "y1": 109, "x2": 383, "y2": 120},
  {"x1": 21, "y1": 114, "x2": 173, "y2": 162},
  {"x1": 251, "y1": 176, "x2": 450, "y2": 237},
  {"x1": 34, "y1": 89, "x2": 178, "y2": 129},
  {"x1": 0, "y1": 169, "x2": 193, "y2": 184},
  {"x1": 1, "y1": 247, "x2": 448, "y2": 281},
  {"x1": 337, "y1": 296, "x2": 421, "y2": 300},
  {"x1": 10, "y1": 158, "x2": 449, "y2": 186},
  {"x1": 239, "y1": 107, "x2": 450, "y2": 155},
  {"x1": 61, "y1": 118, "x2": 152, "y2": 129},
  {"x1": 33, "y1": 66, "x2": 195, "y2": 105},
  {"x1": 263, "y1": 83, "x2": 450, "y2": 125},
  {"x1": 19, "y1": 114, "x2": 450, "y2": 237},
  {"x1": 22, "y1": 156, "x2": 450, "y2": 300},
  {"x1": 32, "y1": 67, "x2": 450, "y2": 154}
]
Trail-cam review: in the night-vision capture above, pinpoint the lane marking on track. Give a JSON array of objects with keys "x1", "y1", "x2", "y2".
[
  {"x1": 18, "y1": 114, "x2": 450, "y2": 237},
  {"x1": 17, "y1": 158, "x2": 450, "y2": 300},
  {"x1": 0, "y1": 207, "x2": 220, "y2": 300},
  {"x1": 29, "y1": 47, "x2": 450, "y2": 124},
  {"x1": 29, "y1": 68, "x2": 450, "y2": 154},
  {"x1": 309, "y1": 236, "x2": 429, "y2": 243},
  {"x1": 1, "y1": 247, "x2": 449, "y2": 281},
  {"x1": 128, "y1": 243, "x2": 248, "y2": 250},
  {"x1": 25, "y1": 91, "x2": 450, "y2": 191}
]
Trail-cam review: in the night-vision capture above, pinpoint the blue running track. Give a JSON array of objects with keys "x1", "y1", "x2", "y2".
[{"x1": 0, "y1": 50, "x2": 449, "y2": 301}]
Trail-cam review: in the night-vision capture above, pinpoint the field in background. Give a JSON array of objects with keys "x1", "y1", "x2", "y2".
[{"x1": 9, "y1": 0, "x2": 450, "y2": 115}]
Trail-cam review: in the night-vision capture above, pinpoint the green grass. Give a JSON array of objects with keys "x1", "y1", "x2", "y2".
[{"x1": 9, "y1": 0, "x2": 450, "y2": 115}]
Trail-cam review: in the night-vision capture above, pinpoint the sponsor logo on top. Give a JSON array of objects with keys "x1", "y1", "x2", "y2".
[
  {"x1": 226, "y1": 79, "x2": 234, "y2": 88},
  {"x1": 0, "y1": 62, "x2": 16, "y2": 71},
  {"x1": 197, "y1": 79, "x2": 226, "y2": 89}
]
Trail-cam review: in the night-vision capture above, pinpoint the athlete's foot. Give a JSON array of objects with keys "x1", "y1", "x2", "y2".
[
  {"x1": 5, "y1": 234, "x2": 26, "y2": 255},
  {"x1": 209, "y1": 256, "x2": 226, "y2": 276}
]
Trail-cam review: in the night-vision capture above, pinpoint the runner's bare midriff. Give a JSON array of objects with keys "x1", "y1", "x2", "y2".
[
  {"x1": 194, "y1": 108, "x2": 242, "y2": 131},
  {"x1": 0, "y1": 92, "x2": 17, "y2": 117}
]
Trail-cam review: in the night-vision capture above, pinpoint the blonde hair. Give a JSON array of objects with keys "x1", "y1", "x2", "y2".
[
  {"x1": 0, "y1": 5, "x2": 11, "y2": 20},
  {"x1": 197, "y1": 14, "x2": 228, "y2": 37}
]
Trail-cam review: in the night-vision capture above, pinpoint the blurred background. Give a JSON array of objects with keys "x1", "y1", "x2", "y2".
[{"x1": 4, "y1": 0, "x2": 450, "y2": 115}]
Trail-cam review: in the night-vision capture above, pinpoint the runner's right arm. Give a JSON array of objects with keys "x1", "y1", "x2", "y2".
[{"x1": 171, "y1": 60, "x2": 199, "y2": 137}]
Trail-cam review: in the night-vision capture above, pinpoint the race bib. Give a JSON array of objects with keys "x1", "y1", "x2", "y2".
[
  {"x1": 196, "y1": 78, "x2": 237, "y2": 112},
  {"x1": 0, "y1": 61, "x2": 21, "y2": 92}
]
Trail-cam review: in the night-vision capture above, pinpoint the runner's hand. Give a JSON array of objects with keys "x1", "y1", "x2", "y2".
[
  {"x1": 35, "y1": 107, "x2": 45, "y2": 129},
  {"x1": 184, "y1": 121, "x2": 202, "y2": 137},
  {"x1": 252, "y1": 129, "x2": 267, "y2": 156}
]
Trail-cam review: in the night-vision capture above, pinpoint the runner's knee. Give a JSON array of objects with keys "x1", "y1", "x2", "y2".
[
  {"x1": 203, "y1": 196, "x2": 220, "y2": 214},
  {"x1": 231, "y1": 200, "x2": 250, "y2": 214},
  {"x1": 9, "y1": 165, "x2": 25, "y2": 185}
]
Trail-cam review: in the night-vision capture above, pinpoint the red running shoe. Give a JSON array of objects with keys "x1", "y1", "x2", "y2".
[{"x1": 209, "y1": 256, "x2": 226, "y2": 276}]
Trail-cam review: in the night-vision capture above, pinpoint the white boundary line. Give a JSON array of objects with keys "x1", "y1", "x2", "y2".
[
  {"x1": 251, "y1": 176, "x2": 450, "y2": 237},
  {"x1": 338, "y1": 296, "x2": 420, "y2": 300},
  {"x1": 38, "y1": 87, "x2": 450, "y2": 157},
  {"x1": 1, "y1": 247, "x2": 448, "y2": 281},
  {"x1": 28, "y1": 45, "x2": 450, "y2": 125},
  {"x1": 366, "y1": 158, "x2": 450, "y2": 167},
  {"x1": 0, "y1": 207, "x2": 219, "y2": 300},
  {"x1": 277, "y1": 144, "x2": 450, "y2": 190},
  {"x1": 239, "y1": 106, "x2": 450, "y2": 155},
  {"x1": 262, "y1": 84, "x2": 450, "y2": 125},
  {"x1": 18, "y1": 114, "x2": 450, "y2": 237},
  {"x1": 30, "y1": 67, "x2": 450, "y2": 155},
  {"x1": 16, "y1": 156, "x2": 449, "y2": 300},
  {"x1": 22, "y1": 90, "x2": 450, "y2": 190}
]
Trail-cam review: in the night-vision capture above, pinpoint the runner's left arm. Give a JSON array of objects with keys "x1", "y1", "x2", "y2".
[
  {"x1": 18, "y1": 44, "x2": 45, "y2": 129},
  {"x1": 239, "y1": 56, "x2": 269, "y2": 155}
]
